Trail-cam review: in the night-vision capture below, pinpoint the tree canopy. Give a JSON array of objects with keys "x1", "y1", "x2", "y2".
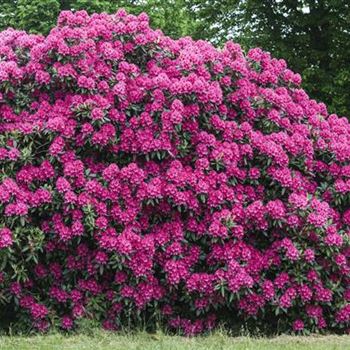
[
  {"x1": 0, "y1": 0, "x2": 196, "y2": 38},
  {"x1": 191, "y1": 0, "x2": 350, "y2": 116}
]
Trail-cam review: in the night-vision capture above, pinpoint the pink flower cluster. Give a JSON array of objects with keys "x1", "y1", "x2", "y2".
[{"x1": 0, "y1": 9, "x2": 349, "y2": 334}]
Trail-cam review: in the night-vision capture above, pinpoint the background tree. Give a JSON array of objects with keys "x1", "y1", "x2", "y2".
[
  {"x1": 190, "y1": 0, "x2": 350, "y2": 116},
  {"x1": 0, "y1": 0, "x2": 196, "y2": 38}
]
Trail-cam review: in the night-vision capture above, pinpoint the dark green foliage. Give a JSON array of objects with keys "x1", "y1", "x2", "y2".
[{"x1": 190, "y1": 0, "x2": 350, "y2": 116}]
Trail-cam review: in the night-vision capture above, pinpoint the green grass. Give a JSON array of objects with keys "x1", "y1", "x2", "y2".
[{"x1": 0, "y1": 330, "x2": 349, "y2": 350}]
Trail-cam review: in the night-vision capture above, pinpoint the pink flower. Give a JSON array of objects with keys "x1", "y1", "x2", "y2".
[
  {"x1": 293, "y1": 319, "x2": 304, "y2": 332},
  {"x1": 30, "y1": 303, "x2": 49, "y2": 319},
  {"x1": 0, "y1": 227, "x2": 13, "y2": 248},
  {"x1": 61, "y1": 316, "x2": 74, "y2": 330}
]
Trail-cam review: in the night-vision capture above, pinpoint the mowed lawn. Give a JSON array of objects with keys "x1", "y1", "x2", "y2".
[{"x1": 0, "y1": 331, "x2": 349, "y2": 350}]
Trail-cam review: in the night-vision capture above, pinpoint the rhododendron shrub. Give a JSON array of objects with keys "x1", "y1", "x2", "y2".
[{"x1": 0, "y1": 9, "x2": 349, "y2": 334}]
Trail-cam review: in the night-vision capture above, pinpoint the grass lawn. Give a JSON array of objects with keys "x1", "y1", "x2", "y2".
[{"x1": 0, "y1": 331, "x2": 349, "y2": 350}]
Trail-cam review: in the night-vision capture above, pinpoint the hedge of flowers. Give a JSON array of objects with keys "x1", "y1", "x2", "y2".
[{"x1": 0, "y1": 9, "x2": 349, "y2": 335}]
